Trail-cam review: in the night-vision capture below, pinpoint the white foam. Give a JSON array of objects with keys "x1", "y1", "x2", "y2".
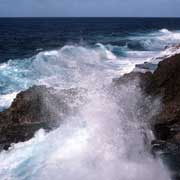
[
  {"x1": 0, "y1": 78, "x2": 170, "y2": 180},
  {"x1": 0, "y1": 92, "x2": 18, "y2": 109},
  {"x1": 0, "y1": 36, "x2": 174, "y2": 179},
  {"x1": 159, "y1": 28, "x2": 171, "y2": 34},
  {"x1": 148, "y1": 45, "x2": 180, "y2": 65},
  {"x1": 43, "y1": 50, "x2": 59, "y2": 56}
]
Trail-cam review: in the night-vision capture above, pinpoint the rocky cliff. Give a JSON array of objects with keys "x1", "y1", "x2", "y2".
[
  {"x1": 147, "y1": 54, "x2": 180, "y2": 180},
  {"x1": 114, "y1": 53, "x2": 180, "y2": 180}
]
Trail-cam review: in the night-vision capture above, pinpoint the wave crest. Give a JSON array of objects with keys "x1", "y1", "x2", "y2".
[{"x1": 159, "y1": 28, "x2": 172, "y2": 34}]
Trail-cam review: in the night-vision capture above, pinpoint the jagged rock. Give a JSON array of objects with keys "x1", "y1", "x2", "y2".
[
  {"x1": 115, "y1": 53, "x2": 180, "y2": 143},
  {"x1": 0, "y1": 85, "x2": 85, "y2": 150},
  {"x1": 144, "y1": 54, "x2": 180, "y2": 179},
  {"x1": 145, "y1": 54, "x2": 180, "y2": 141},
  {"x1": 112, "y1": 71, "x2": 153, "y2": 91},
  {"x1": 113, "y1": 53, "x2": 180, "y2": 179}
]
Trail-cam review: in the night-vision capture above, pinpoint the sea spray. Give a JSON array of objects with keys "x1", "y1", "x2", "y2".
[
  {"x1": 0, "y1": 74, "x2": 170, "y2": 180},
  {"x1": 1, "y1": 28, "x2": 180, "y2": 109},
  {"x1": 1, "y1": 28, "x2": 180, "y2": 179}
]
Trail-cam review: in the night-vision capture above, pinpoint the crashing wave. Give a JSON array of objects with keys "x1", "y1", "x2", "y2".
[
  {"x1": 1, "y1": 29, "x2": 180, "y2": 105},
  {"x1": 0, "y1": 44, "x2": 141, "y2": 109},
  {"x1": 95, "y1": 43, "x2": 117, "y2": 60},
  {"x1": 0, "y1": 76, "x2": 170, "y2": 180},
  {"x1": 0, "y1": 28, "x2": 178, "y2": 179},
  {"x1": 127, "y1": 29, "x2": 180, "y2": 51},
  {"x1": 1, "y1": 39, "x2": 180, "y2": 110}
]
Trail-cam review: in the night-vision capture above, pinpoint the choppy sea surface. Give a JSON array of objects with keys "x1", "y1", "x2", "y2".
[{"x1": 0, "y1": 18, "x2": 180, "y2": 180}]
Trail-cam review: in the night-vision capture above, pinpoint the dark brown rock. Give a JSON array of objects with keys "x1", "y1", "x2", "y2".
[
  {"x1": 113, "y1": 52, "x2": 180, "y2": 179},
  {"x1": 112, "y1": 71, "x2": 153, "y2": 91},
  {"x1": 144, "y1": 54, "x2": 180, "y2": 179},
  {"x1": 107, "y1": 52, "x2": 180, "y2": 146},
  {"x1": 0, "y1": 85, "x2": 85, "y2": 150},
  {"x1": 145, "y1": 54, "x2": 180, "y2": 138}
]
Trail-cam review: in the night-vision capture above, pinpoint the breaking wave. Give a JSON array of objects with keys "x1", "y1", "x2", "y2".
[
  {"x1": 0, "y1": 43, "x2": 149, "y2": 110},
  {"x1": 0, "y1": 28, "x2": 180, "y2": 180},
  {"x1": 127, "y1": 29, "x2": 180, "y2": 51},
  {"x1": 0, "y1": 76, "x2": 170, "y2": 180}
]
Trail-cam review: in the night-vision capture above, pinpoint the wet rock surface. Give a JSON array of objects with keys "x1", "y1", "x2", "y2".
[
  {"x1": 147, "y1": 54, "x2": 180, "y2": 179},
  {"x1": 0, "y1": 85, "x2": 85, "y2": 150},
  {"x1": 113, "y1": 53, "x2": 180, "y2": 179}
]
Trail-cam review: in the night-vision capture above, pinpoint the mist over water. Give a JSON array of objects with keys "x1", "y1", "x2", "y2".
[
  {"x1": 1, "y1": 27, "x2": 180, "y2": 180},
  {"x1": 0, "y1": 75, "x2": 170, "y2": 180}
]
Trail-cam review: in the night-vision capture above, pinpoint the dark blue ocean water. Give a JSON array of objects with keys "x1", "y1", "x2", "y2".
[
  {"x1": 0, "y1": 18, "x2": 180, "y2": 109},
  {"x1": 0, "y1": 18, "x2": 179, "y2": 180},
  {"x1": 1, "y1": 18, "x2": 180, "y2": 62}
]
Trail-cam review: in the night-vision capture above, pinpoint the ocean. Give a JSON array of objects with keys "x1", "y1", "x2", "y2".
[{"x1": 0, "y1": 18, "x2": 180, "y2": 180}]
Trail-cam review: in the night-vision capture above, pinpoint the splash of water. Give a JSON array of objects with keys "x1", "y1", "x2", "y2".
[
  {"x1": 1, "y1": 29, "x2": 179, "y2": 179},
  {"x1": 0, "y1": 74, "x2": 170, "y2": 180}
]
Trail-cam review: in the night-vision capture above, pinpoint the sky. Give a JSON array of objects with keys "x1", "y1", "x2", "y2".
[{"x1": 0, "y1": 0, "x2": 180, "y2": 17}]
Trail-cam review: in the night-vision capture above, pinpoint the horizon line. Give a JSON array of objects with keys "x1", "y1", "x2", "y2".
[{"x1": 0, "y1": 16, "x2": 180, "y2": 18}]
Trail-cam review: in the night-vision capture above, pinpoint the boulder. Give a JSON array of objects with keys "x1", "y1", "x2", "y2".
[{"x1": 0, "y1": 85, "x2": 85, "y2": 150}]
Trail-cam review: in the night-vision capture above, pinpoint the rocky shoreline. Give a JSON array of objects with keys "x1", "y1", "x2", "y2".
[
  {"x1": 1, "y1": 48, "x2": 180, "y2": 178},
  {"x1": 0, "y1": 85, "x2": 86, "y2": 150},
  {"x1": 114, "y1": 52, "x2": 180, "y2": 179},
  {"x1": 148, "y1": 54, "x2": 180, "y2": 180}
]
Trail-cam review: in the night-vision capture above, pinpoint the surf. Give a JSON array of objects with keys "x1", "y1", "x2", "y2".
[{"x1": 0, "y1": 27, "x2": 180, "y2": 180}]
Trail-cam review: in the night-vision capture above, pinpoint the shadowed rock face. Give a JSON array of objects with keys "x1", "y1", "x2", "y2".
[
  {"x1": 112, "y1": 71, "x2": 153, "y2": 91},
  {"x1": 146, "y1": 54, "x2": 180, "y2": 180},
  {"x1": 0, "y1": 85, "x2": 85, "y2": 150},
  {"x1": 146, "y1": 54, "x2": 180, "y2": 142}
]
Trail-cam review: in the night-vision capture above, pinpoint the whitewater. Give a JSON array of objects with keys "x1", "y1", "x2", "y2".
[{"x1": 0, "y1": 28, "x2": 180, "y2": 180}]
